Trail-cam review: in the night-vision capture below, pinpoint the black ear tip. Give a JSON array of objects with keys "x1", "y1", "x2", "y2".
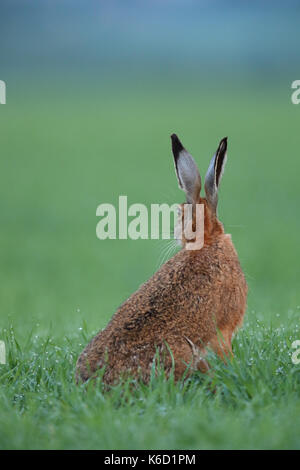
[
  {"x1": 171, "y1": 133, "x2": 184, "y2": 156},
  {"x1": 219, "y1": 137, "x2": 228, "y2": 152}
]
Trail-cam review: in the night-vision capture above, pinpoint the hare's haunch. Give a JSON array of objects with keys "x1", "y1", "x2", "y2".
[{"x1": 76, "y1": 135, "x2": 247, "y2": 384}]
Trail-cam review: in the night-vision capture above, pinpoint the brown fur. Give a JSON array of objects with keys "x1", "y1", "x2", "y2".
[{"x1": 76, "y1": 196, "x2": 247, "y2": 385}]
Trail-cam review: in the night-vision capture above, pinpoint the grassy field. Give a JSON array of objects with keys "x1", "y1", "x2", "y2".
[{"x1": 0, "y1": 82, "x2": 300, "y2": 449}]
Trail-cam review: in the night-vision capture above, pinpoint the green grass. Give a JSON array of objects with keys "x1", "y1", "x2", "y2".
[
  {"x1": 0, "y1": 316, "x2": 299, "y2": 449},
  {"x1": 0, "y1": 82, "x2": 300, "y2": 449}
]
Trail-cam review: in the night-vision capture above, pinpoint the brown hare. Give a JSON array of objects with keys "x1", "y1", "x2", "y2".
[{"x1": 76, "y1": 134, "x2": 247, "y2": 384}]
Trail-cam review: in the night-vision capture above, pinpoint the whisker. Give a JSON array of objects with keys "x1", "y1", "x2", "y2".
[{"x1": 157, "y1": 238, "x2": 180, "y2": 269}]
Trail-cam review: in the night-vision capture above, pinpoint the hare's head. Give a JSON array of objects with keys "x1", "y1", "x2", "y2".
[{"x1": 171, "y1": 134, "x2": 227, "y2": 248}]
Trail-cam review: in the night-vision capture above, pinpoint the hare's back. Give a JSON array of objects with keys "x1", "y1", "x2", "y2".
[{"x1": 103, "y1": 241, "x2": 239, "y2": 341}]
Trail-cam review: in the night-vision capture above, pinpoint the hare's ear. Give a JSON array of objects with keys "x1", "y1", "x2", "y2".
[
  {"x1": 204, "y1": 137, "x2": 227, "y2": 213},
  {"x1": 171, "y1": 134, "x2": 201, "y2": 204}
]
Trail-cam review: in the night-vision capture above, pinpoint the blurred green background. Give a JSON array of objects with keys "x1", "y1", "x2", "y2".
[{"x1": 0, "y1": 0, "x2": 300, "y2": 338}]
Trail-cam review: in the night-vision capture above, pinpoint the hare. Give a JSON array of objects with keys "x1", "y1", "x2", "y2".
[{"x1": 76, "y1": 134, "x2": 247, "y2": 384}]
